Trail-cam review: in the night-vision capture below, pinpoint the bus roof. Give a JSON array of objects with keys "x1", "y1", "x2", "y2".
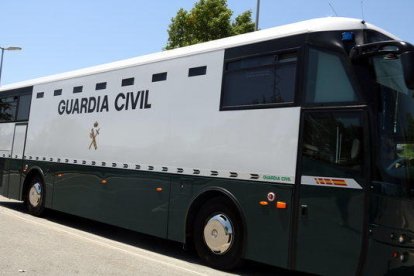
[{"x1": 0, "y1": 17, "x2": 397, "y2": 92}]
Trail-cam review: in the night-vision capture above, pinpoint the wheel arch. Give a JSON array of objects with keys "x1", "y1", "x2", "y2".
[{"x1": 184, "y1": 187, "x2": 247, "y2": 254}]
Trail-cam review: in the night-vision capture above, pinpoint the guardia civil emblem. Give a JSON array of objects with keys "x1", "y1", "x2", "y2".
[{"x1": 89, "y1": 122, "x2": 100, "y2": 150}]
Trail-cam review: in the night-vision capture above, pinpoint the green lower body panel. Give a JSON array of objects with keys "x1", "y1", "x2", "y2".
[
  {"x1": 0, "y1": 158, "x2": 23, "y2": 200},
  {"x1": 9, "y1": 158, "x2": 414, "y2": 273},
  {"x1": 0, "y1": 158, "x2": 6, "y2": 196},
  {"x1": 295, "y1": 185, "x2": 365, "y2": 276},
  {"x1": 13, "y1": 159, "x2": 294, "y2": 269},
  {"x1": 49, "y1": 163, "x2": 171, "y2": 239}
]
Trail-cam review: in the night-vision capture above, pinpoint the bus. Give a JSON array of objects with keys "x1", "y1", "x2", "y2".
[{"x1": 0, "y1": 17, "x2": 414, "y2": 275}]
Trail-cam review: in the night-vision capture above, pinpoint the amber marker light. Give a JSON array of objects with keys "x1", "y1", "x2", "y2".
[
  {"x1": 259, "y1": 201, "x2": 269, "y2": 206},
  {"x1": 101, "y1": 179, "x2": 108, "y2": 184},
  {"x1": 156, "y1": 187, "x2": 163, "y2": 192},
  {"x1": 57, "y1": 173, "x2": 64, "y2": 177},
  {"x1": 276, "y1": 201, "x2": 287, "y2": 209}
]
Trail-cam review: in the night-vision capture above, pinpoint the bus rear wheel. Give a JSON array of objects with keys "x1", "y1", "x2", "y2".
[
  {"x1": 193, "y1": 196, "x2": 243, "y2": 270},
  {"x1": 26, "y1": 176, "x2": 46, "y2": 217}
]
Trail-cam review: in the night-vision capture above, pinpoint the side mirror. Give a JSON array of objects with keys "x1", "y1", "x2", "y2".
[{"x1": 401, "y1": 51, "x2": 414, "y2": 89}]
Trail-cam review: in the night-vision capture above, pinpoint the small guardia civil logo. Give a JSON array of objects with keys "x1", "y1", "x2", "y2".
[{"x1": 89, "y1": 122, "x2": 100, "y2": 150}]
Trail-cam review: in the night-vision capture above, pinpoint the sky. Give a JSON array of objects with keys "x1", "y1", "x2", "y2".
[{"x1": 0, "y1": 0, "x2": 413, "y2": 85}]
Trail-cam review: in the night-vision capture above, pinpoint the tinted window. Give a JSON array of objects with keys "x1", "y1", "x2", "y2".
[
  {"x1": 152, "y1": 72, "x2": 167, "y2": 82},
  {"x1": 54, "y1": 89, "x2": 62, "y2": 96},
  {"x1": 73, "y1": 86, "x2": 83, "y2": 93},
  {"x1": 371, "y1": 55, "x2": 414, "y2": 196},
  {"x1": 96, "y1": 82, "x2": 107, "y2": 90},
  {"x1": 0, "y1": 96, "x2": 17, "y2": 122},
  {"x1": 16, "y1": 94, "x2": 32, "y2": 121},
  {"x1": 189, "y1": 66, "x2": 207, "y2": 77},
  {"x1": 221, "y1": 53, "x2": 296, "y2": 109},
  {"x1": 305, "y1": 49, "x2": 359, "y2": 103},
  {"x1": 366, "y1": 30, "x2": 392, "y2": 43},
  {"x1": 302, "y1": 112, "x2": 364, "y2": 179},
  {"x1": 122, "y1": 78, "x2": 134, "y2": 86}
]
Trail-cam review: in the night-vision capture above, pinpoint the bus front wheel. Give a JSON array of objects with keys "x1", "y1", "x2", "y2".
[
  {"x1": 193, "y1": 196, "x2": 243, "y2": 270},
  {"x1": 25, "y1": 176, "x2": 46, "y2": 217}
]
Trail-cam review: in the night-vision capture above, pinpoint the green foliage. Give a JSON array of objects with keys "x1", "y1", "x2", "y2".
[
  {"x1": 232, "y1": 10, "x2": 256, "y2": 35},
  {"x1": 166, "y1": 0, "x2": 255, "y2": 50}
]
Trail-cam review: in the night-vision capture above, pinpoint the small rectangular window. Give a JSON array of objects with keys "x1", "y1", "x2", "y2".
[
  {"x1": 189, "y1": 66, "x2": 207, "y2": 77},
  {"x1": 73, "y1": 86, "x2": 83, "y2": 93},
  {"x1": 54, "y1": 89, "x2": 62, "y2": 96},
  {"x1": 221, "y1": 53, "x2": 297, "y2": 109},
  {"x1": 95, "y1": 82, "x2": 107, "y2": 90},
  {"x1": 36, "y1": 92, "x2": 44, "y2": 99},
  {"x1": 122, "y1": 78, "x2": 134, "y2": 86},
  {"x1": 152, "y1": 72, "x2": 167, "y2": 82}
]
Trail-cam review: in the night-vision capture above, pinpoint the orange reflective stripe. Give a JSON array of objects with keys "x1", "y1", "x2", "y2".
[
  {"x1": 332, "y1": 179, "x2": 347, "y2": 186},
  {"x1": 313, "y1": 177, "x2": 348, "y2": 186}
]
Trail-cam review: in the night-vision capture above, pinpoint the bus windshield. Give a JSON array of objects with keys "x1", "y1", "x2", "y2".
[{"x1": 372, "y1": 52, "x2": 414, "y2": 195}]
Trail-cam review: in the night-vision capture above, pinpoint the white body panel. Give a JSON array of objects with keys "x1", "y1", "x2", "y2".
[
  {"x1": 1, "y1": 17, "x2": 395, "y2": 183},
  {"x1": 11, "y1": 125, "x2": 27, "y2": 159},
  {"x1": 0, "y1": 123, "x2": 15, "y2": 157},
  {"x1": 25, "y1": 50, "x2": 300, "y2": 183}
]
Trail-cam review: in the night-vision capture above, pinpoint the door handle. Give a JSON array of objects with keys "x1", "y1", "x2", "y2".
[{"x1": 301, "y1": 204, "x2": 308, "y2": 216}]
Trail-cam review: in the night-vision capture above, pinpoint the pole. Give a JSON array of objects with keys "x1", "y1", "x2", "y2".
[
  {"x1": 0, "y1": 46, "x2": 22, "y2": 86},
  {"x1": 255, "y1": 0, "x2": 260, "y2": 31},
  {"x1": 0, "y1": 48, "x2": 4, "y2": 86}
]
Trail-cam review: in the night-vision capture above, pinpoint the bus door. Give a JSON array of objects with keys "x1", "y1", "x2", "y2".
[
  {"x1": 295, "y1": 110, "x2": 368, "y2": 276},
  {"x1": 7, "y1": 123, "x2": 27, "y2": 199}
]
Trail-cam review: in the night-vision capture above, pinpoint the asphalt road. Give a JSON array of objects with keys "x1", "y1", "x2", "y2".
[{"x1": 0, "y1": 195, "x2": 293, "y2": 276}]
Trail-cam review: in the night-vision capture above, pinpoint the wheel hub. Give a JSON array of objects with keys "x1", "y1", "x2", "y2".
[
  {"x1": 29, "y1": 183, "x2": 42, "y2": 207},
  {"x1": 203, "y1": 214, "x2": 234, "y2": 255}
]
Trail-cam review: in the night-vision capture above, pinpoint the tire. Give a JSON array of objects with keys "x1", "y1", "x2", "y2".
[
  {"x1": 193, "y1": 196, "x2": 243, "y2": 270},
  {"x1": 25, "y1": 176, "x2": 46, "y2": 217}
]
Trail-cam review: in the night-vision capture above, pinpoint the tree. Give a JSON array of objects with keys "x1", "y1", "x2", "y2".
[
  {"x1": 232, "y1": 10, "x2": 255, "y2": 36},
  {"x1": 165, "y1": 0, "x2": 255, "y2": 50}
]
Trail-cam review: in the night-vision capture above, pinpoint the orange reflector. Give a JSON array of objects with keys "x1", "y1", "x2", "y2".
[
  {"x1": 276, "y1": 201, "x2": 287, "y2": 209},
  {"x1": 156, "y1": 187, "x2": 163, "y2": 192},
  {"x1": 259, "y1": 201, "x2": 269, "y2": 206},
  {"x1": 101, "y1": 179, "x2": 108, "y2": 184}
]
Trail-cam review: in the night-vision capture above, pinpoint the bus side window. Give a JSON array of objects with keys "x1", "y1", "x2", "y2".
[
  {"x1": 305, "y1": 48, "x2": 359, "y2": 104},
  {"x1": 221, "y1": 52, "x2": 297, "y2": 109},
  {"x1": 0, "y1": 96, "x2": 18, "y2": 122},
  {"x1": 16, "y1": 94, "x2": 32, "y2": 121}
]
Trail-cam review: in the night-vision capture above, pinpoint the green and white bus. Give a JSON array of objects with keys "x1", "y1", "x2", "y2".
[{"x1": 1, "y1": 17, "x2": 414, "y2": 275}]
